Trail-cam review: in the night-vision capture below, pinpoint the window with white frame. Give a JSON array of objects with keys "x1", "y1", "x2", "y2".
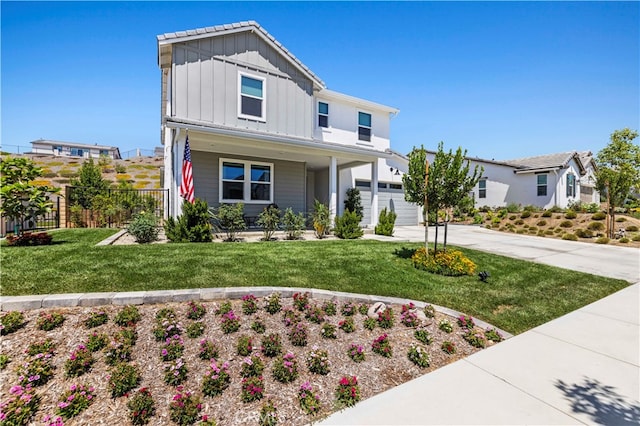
[
  {"x1": 220, "y1": 159, "x2": 273, "y2": 203},
  {"x1": 238, "y1": 73, "x2": 265, "y2": 120},
  {"x1": 537, "y1": 174, "x2": 548, "y2": 196},
  {"x1": 71, "y1": 148, "x2": 84, "y2": 157},
  {"x1": 358, "y1": 112, "x2": 371, "y2": 142},
  {"x1": 478, "y1": 179, "x2": 487, "y2": 199},
  {"x1": 318, "y1": 102, "x2": 329, "y2": 128},
  {"x1": 566, "y1": 173, "x2": 576, "y2": 197}
]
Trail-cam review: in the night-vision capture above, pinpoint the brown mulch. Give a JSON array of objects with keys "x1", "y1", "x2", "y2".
[{"x1": 0, "y1": 298, "x2": 498, "y2": 425}]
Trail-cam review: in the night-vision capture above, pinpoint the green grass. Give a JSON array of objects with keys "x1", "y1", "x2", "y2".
[{"x1": 1, "y1": 229, "x2": 628, "y2": 335}]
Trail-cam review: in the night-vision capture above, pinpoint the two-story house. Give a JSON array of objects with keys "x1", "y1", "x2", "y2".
[{"x1": 157, "y1": 21, "x2": 419, "y2": 226}]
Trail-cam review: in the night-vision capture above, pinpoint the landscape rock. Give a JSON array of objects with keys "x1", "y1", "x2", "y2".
[{"x1": 367, "y1": 301, "x2": 387, "y2": 318}]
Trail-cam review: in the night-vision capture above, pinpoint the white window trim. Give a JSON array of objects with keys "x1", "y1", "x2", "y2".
[
  {"x1": 357, "y1": 111, "x2": 372, "y2": 142},
  {"x1": 219, "y1": 158, "x2": 274, "y2": 204},
  {"x1": 237, "y1": 72, "x2": 266, "y2": 122},
  {"x1": 318, "y1": 101, "x2": 329, "y2": 128}
]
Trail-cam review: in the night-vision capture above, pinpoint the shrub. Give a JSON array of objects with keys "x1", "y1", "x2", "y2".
[
  {"x1": 334, "y1": 210, "x2": 363, "y2": 239},
  {"x1": 212, "y1": 203, "x2": 246, "y2": 241},
  {"x1": 64, "y1": 345, "x2": 94, "y2": 378},
  {"x1": 0, "y1": 384, "x2": 40, "y2": 425},
  {"x1": 242, "y1": 294, "x2": 259, "y2": 315},
  {"x1": 626, "y1": 225, "x2": 639, "y2": 232},
  {"x1": 574, "y1": 228, "x2": 593, "y2": 238},
  {"x1": 251, "y1": 319, "x2": 266, "y2": 334},
  {"x1": 259, "y1": 400, "x2": 278, "y2": 426},
  {"x1": 264, "y1": 293, "x2": 282, "y2": 314},
  {"x1": 374, "y1": 208, "x2": 397, "y2": 236},
  {"x1": 506, "y1": 202, "x2": 520, "y2": 213},
  {"x1": 536, "y1": 219, "x2": 547, "y2": 226},
  {"x1": 36, "y1": 311, "x2": 65, "y2": 331},
  {"x1": 0, "y1": 353, "x2": 10, "y2": 370},
  {"x1": 564, "y1": 210, "x2": 577, "y2": 219},
  {"x1": 562, "y1": 233, "x2": 578, "y2": 241},
  {"x1": 298, "y1": 382, "x2": 322, "y2": 416},
  {"x1": 164, "y1": 198, "x2": 213, "y2": 242},
  {"x1": 311, "y1": 199, "x2": 331, "y2": 238},
  {"x1": 439, "y1": 319, "x2": 453, "y2": 333},
  {"x1": 407, "y1": 343, "x2": 430, "y2": 368},
  {"x1": 108, "y1": 363, "x2": 141, "y2": 397},
  {"x1": 257, "y1": 205, "x2": 281, "y2": 240},
  {"x1": 169, "y1": 388, "x2": 201, "y2": 426},
  {"x1": 335, "y1": 376, "x2": 361, "y2": 407},
  {"x1": 281, "y1": 208, "x2": 306, "y2": 240},
  {"x1": 322, "y1": 300, "x2": 337, "y2": 316},
  {"x1": 414, "y1": 329, "x2": 432, "y2": 345},
  {"x1": 347, "y1": 344, "x2": 365, "y2": 363},
  {"x1": 6, "y1": 231, "x2": 53, "y2": 246},
  {"x1": 616, "y1": 216, "x2": 627, "y2": 222},
  {"x1": 544, "y1": 229, "x2": 554, "y2": 235},
  {"x1": 114, "y1": 305, "x2": 141, "y2": 327},
  {"x1": 542, "y1": 210, "x2": 553, "y2": 218},
  {"x1": 559, "y1": 220, "x2": 573, "y2": 228},
  {"x1": 202, "y1": 361, "x2": 231, "y2": 397},
  {"x1": 463, "y1": 330, "x2": 487, "y2": 348},
  {"x1": 261, "y1": 333, "x2": 282, "y2": 357},
  {"x1": 86, "y1": 331, "x2": 108, "y2": 352},
  {"x1": 363, "y1": 317, "x2": 377, "y2": 330},
  {"x1": 424, "y1": 305, "x2": 436, "y2": 318},
  {"x1": 485, "y1": 328, "x2": 504, "y2": 342},
  {"x1": 1, "y1": 311, "x2": 26, "y2": 335},
  {"x1": 289, "y1": 322, "x2": 308, "y2": 346},
  {"x1": 596, "y1": 237, "x2": 610, "y2": 244},
  {"x1": 372, "y1": 333, "x2": 392, "y2": 357},
  {"x1": 84, "y1": 310, "x2": 109, "y2": 328},
  {"x1": 473, "y1": 213, "x2": 483, "y2": 224},
  {"x1": 358, "y1": 304, "x2": 369, "y2": 315},
  {"x1": 186, "y1": 321, "x2": 205, "y2": 338},
  {"x1": 320, "y1": 322, "x2": 337, "y2": 339},
  {"x1": 127, "y1": 212, "x2": 159, "y2": 243},
  {"x1": 240, "y1": 355, "x2": 265, "y2": 378},
  {"x1": 306, "y1": 348, "x2": 330, "y2": 375},
  {"x1": 56, "y1": 384, "x2": 96, "y2": 419},
  {"x1": 514, "y1": 219, "x2": 524, "y2": 225},
  {"x1": 632, "y1": 234, "x2": 640, "y2": 242},
  {"x1": 588, "y1": 221, "x2": 605, "y2": 231},
  {"x1": 441, "y1": 341, "x2": 456, "y2": 354},
  {"x1": 520, "y1": 211, "x2": 531, "y2": 218},
  {"x1": 619, "y1": 237, "x2": 630, "y2": 243},
  {"x1": 592, "y1": 211, "x2": 606, "y2": 220},
  {"x1": 272, "y1": 352, "x2": 298, "y2": 383},
  {"x1": 411, "y1": 248, "x2": 476, "y2": 276},
  {"x1": 508, "y1": 215, "x2": 517, "y2": 221},
  {"x1": 241, "y1": 376, "x2": 265, "y2": 403},
  {"x1": 344, "y1": 187, "x2": 364, "y2": 220},
  {"x1": 198, "y1": 339, "x2": 219, "y2": 361},
  {"x1": 164, "y1": 357, "x2": 188, "y2": 386},
  {"x1": 127, "y1": 388, "x2": 155, "y2": 425}
]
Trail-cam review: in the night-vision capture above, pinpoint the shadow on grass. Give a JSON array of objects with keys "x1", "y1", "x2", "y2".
[
  {"x1": 393, "y1": 247, "x2": 416, "y2": 259},
  {"x1": 555, "y1": 376, "x2": 640, "y2": 425}
]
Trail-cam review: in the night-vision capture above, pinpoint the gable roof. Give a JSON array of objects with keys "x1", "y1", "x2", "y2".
[
  {"x1": 504, "y1": 151, "x2": 586, "y2": 174},
  {"x1": 157, "y1": 20, "x2": 325, "y2": 89}
]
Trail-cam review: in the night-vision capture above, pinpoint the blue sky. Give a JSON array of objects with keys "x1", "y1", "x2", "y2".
[{"x1": 2, "y1": 1, "x2": 638, "y2": 160}]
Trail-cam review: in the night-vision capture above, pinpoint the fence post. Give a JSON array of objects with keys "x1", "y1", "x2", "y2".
[{"x1": 56, "y1": 197, "x2": 61, "y2": 229}]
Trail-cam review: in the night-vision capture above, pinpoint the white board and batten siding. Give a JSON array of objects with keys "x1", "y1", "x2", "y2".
[{"x1": 172, "y1": 31, "x2": 314, "y2": 139}]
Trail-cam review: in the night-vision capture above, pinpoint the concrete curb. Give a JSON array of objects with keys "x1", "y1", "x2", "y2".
[{"x1": 0, "y1": 286, "x2": 513, "y2": 339}]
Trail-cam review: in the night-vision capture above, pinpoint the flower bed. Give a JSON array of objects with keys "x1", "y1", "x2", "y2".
[{"x1": 0, "y1": 295, "x2": 502, "y2": 425}]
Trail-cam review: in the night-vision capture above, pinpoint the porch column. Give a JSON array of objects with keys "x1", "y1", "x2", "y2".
[
  {"x1": 371, "y1": 161, "x2": 379, "y2": 227},
  {"x1": 163, "y1": 127, "x2": 174, "y2": 219},
  {"x1": 329, "y1": 156, "x2": 337, "y2": 223},
  {"x1": 173, "y1": 131, "x2": 185, "y2": 218}
]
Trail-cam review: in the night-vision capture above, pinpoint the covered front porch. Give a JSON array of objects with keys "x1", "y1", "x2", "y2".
[{"x1": 163, "y1": 121, "x2": 390, "y2": 226}]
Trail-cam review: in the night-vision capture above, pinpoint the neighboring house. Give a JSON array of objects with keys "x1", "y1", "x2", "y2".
[
  {"x1": 157, "y1": 21, "x2": 419, "y2": 225},
  {"x1": 30, "y1": 139, "x2": 122, "y2": 160},
  {"x1": 431, "y1": 150, "x2": 599, "y2": 210}
]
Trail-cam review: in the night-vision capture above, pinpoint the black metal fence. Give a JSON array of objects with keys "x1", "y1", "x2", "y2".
[
  {"x1": 1, "y1": 197, "x2": 61, "y2": 236},
  {"x1": 66, "y1": 186, "x2": 168, "y2": 228}
]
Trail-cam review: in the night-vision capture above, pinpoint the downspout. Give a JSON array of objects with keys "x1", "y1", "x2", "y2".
[{"x1": 553, "y1": 169, "x2": 558, "y2": 207}]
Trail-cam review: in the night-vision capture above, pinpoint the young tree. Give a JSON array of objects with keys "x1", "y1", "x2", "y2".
[
  {"x1": 70, "y1": 158, "x2": 110, "y2": 208},
  {"x1": 402, "y1": 146, "x2": 432, "y2": 251},
  {"x1": 0, "y1": 157, "x2": 59, "y2": 234},
  {"x1": 595, "y1": 128, "x2": 640, "y2": 238}
]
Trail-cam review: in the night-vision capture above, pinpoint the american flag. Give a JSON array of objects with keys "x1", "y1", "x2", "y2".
[{"x1": 180, "y1": 136, "x2": 195, "y2": 203}]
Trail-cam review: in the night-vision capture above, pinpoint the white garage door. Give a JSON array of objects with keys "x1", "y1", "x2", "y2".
[{"x1": 356, "y1": 180, "x2": 419, "y2": 226}]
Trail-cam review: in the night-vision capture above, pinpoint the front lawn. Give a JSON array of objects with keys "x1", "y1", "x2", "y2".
[{"x1": 1, "y1": 229, "x2": 628, "y2": 334}]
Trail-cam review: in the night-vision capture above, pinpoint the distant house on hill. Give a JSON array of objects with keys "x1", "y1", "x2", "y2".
[
  {"x1": 30, "y1": 139, "x2": 122, "y2": 160},
  {"x1": 423, "y1": 150, "x2": 599, "y2": 210}
]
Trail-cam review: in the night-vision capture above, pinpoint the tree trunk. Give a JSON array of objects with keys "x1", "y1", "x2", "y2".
[
  {"x1": 434, "y1": 213, "x2": 439, "y2": 253},
  {"x1": 443, "y1": 212, "x2": 449, "y2": 252},
  {"x1": 423, "y1": 210, "x2": 429, "y2": 254}
]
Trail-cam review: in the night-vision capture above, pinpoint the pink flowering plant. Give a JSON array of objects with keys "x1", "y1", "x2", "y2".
[
  {"x1": 305, "y1": 305, "x2": 325, "y2": 324},
  {"x1": 164, "y1": 357, "x2": 188, "y2": 386},
  {"x1": 407, "y1": 343, "x2": 430, "y2": 368},
  {"x1": 198, "y1": 339, "x2": 219, "y2": 361},
  {"x1": 240, "y1": 376, "x2": 264, "y2": 403},
  {"x1": 56, "y1": 383, "x2": 95, "y2": 419},
  {"x1": 335, "y1": 376, "x2": 361, "y2": 407},
  {"x1": 347, "y1": 344, "x2": 365, "y2": 363},
  {"x1": 36, "y1": 311, "x2": 65, "y2": 331},
  {"x1": 441, "y1": 340, "x2": 456, "y2": 354},
  {"x1": 259, "y1": 399, "x2": 278, "y2": 426},
  {"x1": 153, "y1": 312, "x2": 183, "y2": 341},
  {"x1": 242, "y1": 294, "x2": 259, "y2": 315},
  {"x1": 202, "y1": 360, "x2": 230, "y2": 397},
  {"x1": 340, "y1": 301, "x2": 356, "y2": 316},
  {"x1": 169, "y1": 387, "x2": 202, "y2": 426},
  {"x1": 485, "y1": 328, "x2": 504, "y2": 342},
  {"x1": 0, "y1": 384, "x2": 40, "y2": 425},
  {"x1": 42, "y1": 414, "x2": 64, "y2": 426},
  {"x1": 162, "y1": 335, "x2": 185, "y2": 361},
  {"x1": 86, "y1": 331, "x2": 108, "y2": 352},
  {"x1": 104, "y1": 337, "x2": 132, "y2": 366},
  {"x1": 298, "y1": 381, "x2": 321, "y2": 416},
  {"x1": 114, "y1": 305, "x2": 141, "y2": 327},
  {"x1": 26, "y1": 338, "x2": 55, "y2": 356},
  {"x1": 292, "y1": 292, "x2": 310, "y2": 311},
  {"x1": 108, "y1": 363, "x2": 141, "y2": 397},
  {"x1": 306, "y1": 348, "x2": 330, "y2": 375},
  {"x1": 400, "y1": 304, "x2": 419, "y2": 327},
  {"x1": 240, "y1": 355, "x2": 265, "y2": 378},
  {"x1": 261, "y1": 333, "x2": 282, "y2": 357},
  {"x1": 457, "y1": 315, "x2": 475, "y2": 330},
  {"x1": 251, "y1": 318, "x2": 266, "y2": 334},
  {"x1": 371, "y1": 333, "x2": 392, "y2": 358},
  {"x1": 377, "y1": 307, "x2": 394, "y2": 329},
  {"x1": 215, "y1": 301, "x2": 232, "y2": 316},
  {"x1": 237, "y1": 335, "x2": 253, "y2": 356},
  {"x1": 282, "y1": 307, "x2": 300, "y2": 327},
  {"x1": 264, "y1": 293, "x2": 282, "y2": 315},
  {"x1": 272, "y1": 352, "x2": 298, "y2": 383},
  {"x1": 220, "y1": 310, "x2": 241, "y2": 334},
  {"x1": 0, "y1": 311, "x2": 26, "y2": 335},
  {"x1": 186, "y1": 321, "x2": 205, "y2": 339},
  {"x1": 16, "y1": 353, "x2": 54, "y2": 386},
  {"x1": 127, "y1": 387, "x2": 155, "y2": 425},
  {"x1": 64, "y1": 345, "x2": 94, "y2": 377},
  {"x1": 463, "y1": 330, "x2": 487, "y2": 348},
  {"x1": 83, "y1": 310, "x2": 109, "y2": 328},
  {"x1": 357, "y1": 303, "x2": 369, "y2": 315},
  {"x1": 186, "y1": 301, "x2": 206, "y2": 320},
  {"x1": 320, "y1": 322, "x2": 337, "y2": 339},
  {"x1": 322, "y1": 300, "x2": 337, "y2": 316},
  {"x1": 288, "y1": 322, "x2": 308, "y2": 346},
  {"x1": 199, "y1": 414, "x2": 216, "y2": 426},
  {"x1": 363, "y1": 317, "x2": 377, "y2": 331},
  {"x1": 338, "y1": 317, "x2": 355, "y2": 333}
]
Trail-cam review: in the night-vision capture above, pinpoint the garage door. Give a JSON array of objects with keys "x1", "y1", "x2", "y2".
[{"x1": 356, "y1": 181, "x2": 419, "y2": 226}]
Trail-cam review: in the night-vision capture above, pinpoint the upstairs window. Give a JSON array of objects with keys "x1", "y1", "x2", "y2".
[
  {"x1": 358, "y1": 112, "x2": 371, "y2": 142},
  {"x1": 239, "y1": 73, "x2": 265, "y2": 121},
  {"x1": 537, "y1": 174, "x2": 548, "y2": 196},
  {"x1": 318, "y1": 102, "x2": 329, "y2": 128},
  {"x1": 478, "y1": 179, "x2": 487, "y2": 199},
  {"x1": 566, "y1": 174, "x2": 576, "y2": 197}
]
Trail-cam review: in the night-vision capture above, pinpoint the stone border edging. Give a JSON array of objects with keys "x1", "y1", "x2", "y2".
[
  {"x1": 0, "y1": 286, "x2": 513, "y2": 339},
  {"x1": 96, "y1": 229, "x2": 127, "y2": 246}
]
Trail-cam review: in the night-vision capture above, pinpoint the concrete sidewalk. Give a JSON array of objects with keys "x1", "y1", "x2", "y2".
[{"x1": 322, "y1": 226, "x2": 640, "y2": 425}]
